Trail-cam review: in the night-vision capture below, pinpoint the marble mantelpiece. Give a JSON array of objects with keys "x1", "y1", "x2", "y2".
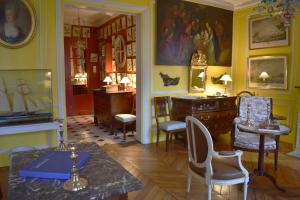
[{"x1": 9, "y1": 142, "x2": 143, "y2": 200}]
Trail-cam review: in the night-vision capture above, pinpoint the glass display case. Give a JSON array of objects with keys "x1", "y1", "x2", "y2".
[{"x1": 0, "y1": 69, "x2": 53, "y2": 125}]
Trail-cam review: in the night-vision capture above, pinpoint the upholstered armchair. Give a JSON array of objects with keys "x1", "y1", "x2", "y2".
[
  {"x1": 186, "y1": 116, "x2": 249, "y2": 200},
  {"x1": 231, "y1": 96, "x2": 280, "y2": 170}
]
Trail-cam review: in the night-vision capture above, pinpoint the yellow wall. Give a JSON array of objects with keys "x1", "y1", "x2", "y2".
[{"x1": 232, "y1": 7, "x2": 300, "y2": 145}]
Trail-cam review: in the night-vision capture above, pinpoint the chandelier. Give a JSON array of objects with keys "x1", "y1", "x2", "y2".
[{"x1": 255, "y1": 0, "x2": 300, "y2": 27}]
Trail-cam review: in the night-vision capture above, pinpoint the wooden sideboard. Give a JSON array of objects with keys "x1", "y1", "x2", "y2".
[
  {"x1": 172, "y1": 96, "x2": 237, "y2": 137},
  {"x1": 93, "y1": 90, "x2": 132, "y2": 131}
]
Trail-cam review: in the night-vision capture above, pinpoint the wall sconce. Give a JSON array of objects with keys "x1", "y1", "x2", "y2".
[
  {"x1": 259, "y1": 71, "x2": 270, "y2": 81},
  {"x1": 220, "y1": 73, "x2": 232, "y2": 95}
]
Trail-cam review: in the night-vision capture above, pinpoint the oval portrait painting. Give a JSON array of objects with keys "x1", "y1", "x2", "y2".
[{"x1": 0, "y1": 0, "x2": 36, "y2": 48}]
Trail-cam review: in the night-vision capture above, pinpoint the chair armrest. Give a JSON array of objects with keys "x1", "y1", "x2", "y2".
[
  {"x1": 271, "y1": 114, "x2": 286, "y2": 121},
  {"x1": 233, "y1": 117, "x2": 242, "y2": 124}
]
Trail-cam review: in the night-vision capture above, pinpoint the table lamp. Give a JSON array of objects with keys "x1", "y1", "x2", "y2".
[
  {"x1": 259, "y1": 71, "x2": 270, "y2": 81},
  {"x1": 220, "y1": 73, "x2": 232, "y2": 95},
  {"x1": 103, "y1": 76, "x2": 112, "y2": 85},
  {"x1": 120, "y1": 76, "x2": 130, "y2": 91}
]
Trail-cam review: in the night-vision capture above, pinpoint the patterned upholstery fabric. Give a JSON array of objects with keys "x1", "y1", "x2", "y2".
[
  {"x1": 239, "y1": 96, "x2": 271, "y2": 122},
  {"x1": 234, "y1": 96, "x2": 276, "y2": 150}
]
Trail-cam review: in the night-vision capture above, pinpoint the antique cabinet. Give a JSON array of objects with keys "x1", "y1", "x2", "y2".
[
  {"x1": 172, "y1": 96, "x2": 237, "y2": 137},
  {"x1": 93, "y1": 90, "x2": 132, "y2": 131}
]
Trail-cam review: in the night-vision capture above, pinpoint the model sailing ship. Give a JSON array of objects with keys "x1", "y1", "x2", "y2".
[{"x1": 0, "y1": 78, "x2": 52, "y2": 125}]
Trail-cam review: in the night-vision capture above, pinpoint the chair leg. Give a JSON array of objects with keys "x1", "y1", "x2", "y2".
[
  {"x1": 275, "y1": 136, "x2": 280, "y2": 171},
  {"x1": 243, "y1": 180, "x2": 248, "y2": 200},
  {"x1": 165, "y1": 132, "x2": 169, "y2": 152},
  {"x1": 122, "y1": 123, "x2": 126, "y2": 141},
  {"x1": 207, "y1": 184, "x2": 212, "y2": 200},
  {"x1": 187, "y1": 171, "x2": 192, "y2": 192},
  {"x1": 156, "y1": 129, "x2": 160, "y2": 146}
]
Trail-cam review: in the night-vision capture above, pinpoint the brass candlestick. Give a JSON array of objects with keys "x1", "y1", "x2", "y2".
[
  {"x1": 63, "y1": 144, "x2": 88, "y2": 191},
  {"x1": 58, "y1": 119, "x2": 67, "y2": 151}
]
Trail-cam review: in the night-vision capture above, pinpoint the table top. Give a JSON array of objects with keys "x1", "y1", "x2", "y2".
[
  {"x1": 237, "y1": 122, "x2": 291, "y2": 136},
  {"x1": 9, "y1": 142, "x2": 143, "y2": 200}
]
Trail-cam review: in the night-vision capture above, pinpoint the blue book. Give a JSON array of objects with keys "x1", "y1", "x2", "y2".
[{"x1": 19, "y1": 151, "x2": 91, "y2": 180}]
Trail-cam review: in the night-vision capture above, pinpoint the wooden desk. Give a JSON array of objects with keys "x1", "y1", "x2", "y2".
[
  {"x1": 93, "y1": 90, "x2": 132, "y2": 132},
  {"x1": 172, "y1": 96, "x2": 237, "y2": 137},
  {"x1": 9, "y1": 142, "x2": 143, "y2": 200}
]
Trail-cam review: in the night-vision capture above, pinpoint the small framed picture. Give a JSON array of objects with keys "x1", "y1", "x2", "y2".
[
  {"x1": 112, "y1": 22, "x2": 116, "y2": 34},
  {"x1": 72, "y1": 26, "x2": 80, "y2": 37},
  {"x1": 112, "y1": 48, "x2": 115, "y2": 59},
  {"x1": 248, "y1": 55, "x2": 287, "y2": 89},
  {"x1": 126, "y1": 28, "x2": 132, "y2": 42},
  {"x1": 127, "y1": 59, "x2": 132, "y2": 71},
  {"x1": 132, "y1": 42, "x2": 136, "y2": 56},
  {"x1": 127, "y1": 15, "x2": 132, "y2": 27},
  {"x1": 126, "y1": 44, "x2": 132, "y2": 57},
  {"x1": 103, "y1": 26, "x2": 107, "y2": 39},
  {"x1": 122, "y1": 16, "x2": 126, "y2": 30},
  {"x1": 132, "y1": 27, "x2": 136, "y2": 41},
  {"x1": 99, "y1": 28, "x2": 103, "y2": 39},
  {"x1": 249, "y1": 15, "x2": 288, "y2": 49},
  {"x1": 107, "y1": 25, "x2": 111, "y2": 36},
  {"x1": 117, "y1": 18, "x2": 121, "y2": 31},
  {"x1": 82, "y1": 27, "x2": 90, "y2": 38},
  {"x1": 132, "y1": 58, "x2": 136, "y2": 71},
  {"x1": 112, "y1": 60, "x2": 116, "y2": 71},
  {"x1": 90, "y1": 53, "x2": 98, "y2": 63},
  {"x1": 64, "y1": 24, "x2": 72, "y2": 37},
  {"x1": 112, "y1": 35, "x2": 116, "y2": 45}
]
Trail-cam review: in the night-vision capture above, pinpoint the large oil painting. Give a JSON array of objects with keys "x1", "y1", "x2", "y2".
[
  {"x1": 156, "y1": 0, "x2": 233, "y2": 66},
  {"x1": 249, "y1": 15, "x2": 288, "y2": 49},
  {"x1": 248, "y1": 56, "x2": 287, "y2": 89},
  {"x1": 0, "y1": 0, "x2": 36, "y2": 48}
]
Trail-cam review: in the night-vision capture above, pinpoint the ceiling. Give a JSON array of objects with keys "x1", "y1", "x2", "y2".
[
  {"x1": 64, "y1": 0, "x2": 259, "y2": 27},
  {"x1": 64, "y1": 5, "x2": 119, "y2": 27}
]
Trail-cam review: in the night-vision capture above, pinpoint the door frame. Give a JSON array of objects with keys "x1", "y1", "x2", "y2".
[{"x1": 55, "y1": 0, "x2": 150, "y2": 143}]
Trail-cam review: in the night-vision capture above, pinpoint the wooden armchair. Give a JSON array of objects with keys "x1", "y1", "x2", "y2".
[
  {"x1": 153, "y1": 96, "x2": 186, "y2": 152},
  {"x1": 186, "y1": 116, "x2": 249, "y2": 200}
]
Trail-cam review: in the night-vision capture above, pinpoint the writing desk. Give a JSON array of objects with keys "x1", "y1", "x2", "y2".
[{"x1": 9, "y1": 142, "x2": 143, "y2": 200}]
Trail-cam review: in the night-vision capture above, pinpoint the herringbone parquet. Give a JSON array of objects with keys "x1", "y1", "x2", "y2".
[{"x1": 1, "y1": 138, "x2": 300, "y2": 200}]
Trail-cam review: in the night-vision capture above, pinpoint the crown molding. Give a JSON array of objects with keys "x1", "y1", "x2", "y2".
[{"x1": 234, "y1": 0, "x2": 259, "y2": 10}]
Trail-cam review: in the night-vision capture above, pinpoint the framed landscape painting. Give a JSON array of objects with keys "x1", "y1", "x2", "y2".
[
  {"x1": 249, "y1": 15, "x2": 288, "y2": 49},
  {"x1": 156, "y1": 0, "x2": 233, "y2": 66},
  {"x1": 248, "y1": 56, "x2": 287, "y2": 89}
]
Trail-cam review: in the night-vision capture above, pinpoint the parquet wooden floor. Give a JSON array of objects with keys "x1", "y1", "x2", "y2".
[{"x1": 1, "y1": 137, "x2": 300, "y2": 200}]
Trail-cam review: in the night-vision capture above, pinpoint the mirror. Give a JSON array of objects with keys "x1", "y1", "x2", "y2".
[
  {"x1": 189, "y1": 66, "x2": 207, "y2": 93},
  {"x1": 189, "y1": 50, "x2": 207, "y2": 93}
]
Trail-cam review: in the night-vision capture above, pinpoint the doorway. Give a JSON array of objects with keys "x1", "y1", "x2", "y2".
[{"x1": 60, "y1": 4, "x2": 142, "y2": 144}]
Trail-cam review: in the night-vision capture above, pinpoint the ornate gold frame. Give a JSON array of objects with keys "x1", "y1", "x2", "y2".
[{"x1": 0, "y1": 0, "x2": 36, "y2": 48}]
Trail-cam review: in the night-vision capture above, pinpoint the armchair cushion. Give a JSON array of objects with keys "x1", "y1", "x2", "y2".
[
  {"x1": 115, "y1": 114, "x2": 136, "y2": 123},
  {"x1": 189, "y1": 156, "x2": 245, "y2": 180},
  {"x1": 234, "y1": 131, "x2": 276, "y2": 150},
  {"x1": 159, "y1": 121, "x2": 186, "y2": 131}
]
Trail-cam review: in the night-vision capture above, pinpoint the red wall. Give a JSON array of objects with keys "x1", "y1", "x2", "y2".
[{"x1": 64, "y1": 27, "x2": 101, "y2": 116}]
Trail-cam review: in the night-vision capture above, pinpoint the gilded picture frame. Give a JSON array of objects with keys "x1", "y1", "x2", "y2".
[
  {"x1": 0, "y1": 0, "x2": 36, "y2": 48},
  {"x1": 249, "y1": 15, "x2": 288, "y2": 49},
  {"x1": 248, "y1": 55, "x2": 287, "y2": 89}
]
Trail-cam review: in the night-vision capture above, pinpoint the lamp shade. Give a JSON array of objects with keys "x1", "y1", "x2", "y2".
[
  {"x1": 103, "y1": 76, "x2": 112, "y2": 84},
  {"x1": 198, "y1": 71, "x2": 205, "y2": 78},
  {"x1": 220, "y1": 74, "x2": 232, "y2": 84},
  {"x1": 259, "y1": 71, "x2": 270, "y2": 81},
  {"x1": 120, "y1": 76, "x2": 130, "y2": 84}
]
